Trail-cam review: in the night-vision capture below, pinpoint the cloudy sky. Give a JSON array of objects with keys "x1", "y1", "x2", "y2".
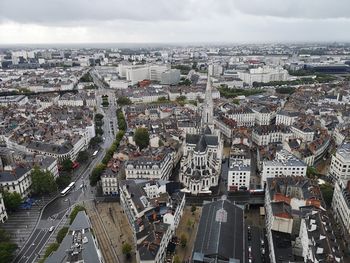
[{"x1": 1, "y1": 0, "x2": 350, "y2": 44}]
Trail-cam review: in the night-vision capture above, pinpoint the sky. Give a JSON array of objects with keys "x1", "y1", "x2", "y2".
[{"x1": 1, "y1": 0, "x2": 350, "y2": 44}]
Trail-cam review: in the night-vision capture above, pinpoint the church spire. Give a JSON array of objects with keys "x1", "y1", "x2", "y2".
[{"x1": 201, "y1": 73, "x2": 214, "y2": 127}]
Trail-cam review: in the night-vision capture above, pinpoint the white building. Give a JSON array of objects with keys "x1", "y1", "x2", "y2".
[
  {"x1": 180, "y1": 76, "x2": 223, "y2": 195},
  {"x1": 227, "y1": 161, "x2": 251, "y2": 191},
  {"x1": 252, "y1": 106, "x2": 274, "y2": 126},
  {"x1": 332, "y1": 180, "x2": 350, "y2": 236},
  {"x1": 161, "y1": 69, "x2": 180, "y2": 85},
  {"x1": 329, "y1": 142, "x2": 350, "y2": 182},
  {"x1": 225, "y1": 107, "x2": 255, "y2": 127},
  {"x1": 101, "y1": 169, "x2": 118, "y2": 195},
  {"x1": 290, "y1": 125, "x2": 315, "y2": 142},
  {"x1": 252, "y1": 125, "x2": 292, "y2": 146},
  {"x1": 0, "y1": 193, "x2": 7, "y2": 223},
  {"x1": 261, "y1": 149, "x2": 307, "y2": 186},
  {"x1": 125, "y1": 151, "x2": 173, "y2": 180},
  {"x1": 0, "y1": 164, "x2": 32, "y2": 198},
  {"x1": 238, "y1": 66, "x2": 288, "y2": 86}
]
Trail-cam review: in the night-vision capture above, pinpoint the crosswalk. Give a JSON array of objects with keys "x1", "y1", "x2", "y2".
[{"x1": 1, "y1": 196, "x2": 53, "y2": 250}]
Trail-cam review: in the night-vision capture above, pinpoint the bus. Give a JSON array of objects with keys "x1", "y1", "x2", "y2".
[
  {"x1": 60, "y1": 182, "x2": 76, "y2": 196},
  {"x1": 92, "y1": 150, "x2": 98, "y2": 158}
]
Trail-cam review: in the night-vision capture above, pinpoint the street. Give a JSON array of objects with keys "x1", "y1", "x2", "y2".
[{"x1": 13, "y1": 70, "x2": 119, "y2": 263}]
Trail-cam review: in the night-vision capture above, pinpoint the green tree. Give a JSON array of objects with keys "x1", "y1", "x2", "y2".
[
  {"x1": 89, "y1": 136, "x2": 103, "y2": 148},
  {"x1": 76, "y1": 150, "x2": 89, "y2": 163},
  {"x1": 122, "y1": 243, "x2": 132, "y2": 259},
  {"x1": 31, "y1": 166, "x2": 58, "y2": 195},
  {"x1": 94, "y1": 113, "x2": 104, "y2": 121},
  {"x1": 134, "y1": 128, "x2": 150, "y2": 150},
  {"x1": 0, "y1": 242, "x2": 18, "y2": 262},
  {"x1": 180, "y1": 234, "x2": 187, "y2": 248},
  {"x1": 191, "y1": 205, "x2": 197, "y2": 215},
  {"x1": 44, "y1": 243, "x2": 59, "y2": 258},
  {"x1": 0, "y1": 229, "x2": 17, "y2": 262},
  {"x1": 320, "y1": 183, "x2": 334, "y2": 207},
  {"x1": 90, "y1": 163, "x2": 106, "y2": 186},
  {"x1": 69, "y1": 205, "x2": 86, "y2": 224},
  {"x1": 56, "y1": 175, "x2": 71, "y2": 189},
  {"x1": 56, "y1": 227, "x2": 69, "y2": 244},
  {"x1": 61, "y1": 159, "x2": 73, "y2": 172},
  {"x1": 117, "y1": 96, "x2": 132, "y2": 106},
  {"x1": 306, "y1": 166, "x2": 318, "y2": 179},
  {"x1": 157, "y1": 96, "x2": 169, "y2": 103},
  {"x1": 2, "y1": 191, "x2": 22, "y2": 211},
  {"x1": 173, "y1": 255, "x2": 181, "y2": 263},
  {"x1": 187, "y1": 219, "x2": 193, "y2": 230}
]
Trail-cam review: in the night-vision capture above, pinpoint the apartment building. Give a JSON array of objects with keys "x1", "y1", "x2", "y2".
[
  {"x1": 332, "y1": 180, "x2": 350, "y2": 237},
  {"x1": 261, "y1": 149, "x2": 307, "y2": 186},
  {"x1": 252, "y1": 125, "x2": 292, "y2": 146},
  {"x1": 329, "y1": 142, "x2": 350, "y2": 182},
  {"x1": 0, "y1": 164, "x2": 32, "y2": 198},
  {"x1": 275, "y1": 110, "x2": 298, "y2": 126},
  {"x1": 224, "y1": 107, "x2": 255, "y2": 127}
]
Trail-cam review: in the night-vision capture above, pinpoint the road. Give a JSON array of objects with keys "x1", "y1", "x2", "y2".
[{"x1": 14, "y1": 70, "x2": 118, "y2": 263}]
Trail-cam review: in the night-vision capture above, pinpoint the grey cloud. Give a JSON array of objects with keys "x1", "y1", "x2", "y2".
[
  {"x1": 0, "y1": 0, "x2": 191, "y2": 24},
  {"x1": 233, "y1": 0, "x2": 350, "y2": 19}
]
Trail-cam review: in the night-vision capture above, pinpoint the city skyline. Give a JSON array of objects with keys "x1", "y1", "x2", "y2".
[{"x1": 1, "y1": 0, "x2": 350, "y2": 44}]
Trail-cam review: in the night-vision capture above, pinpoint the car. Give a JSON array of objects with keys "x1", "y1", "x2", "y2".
[
  {"x1": 261, "y1": 239, "x2": 264, "y2": 245},
  {"x1": 248, "y1": 259, "x2": 252, "y2": 263},
  {"x1": 248, "y1": 246, "x2": 252, "y2": 253},
  {"x1": 49, "y1": 226, "x2": 55, "y2": 232},
  {"x1": 79, "y1": 184, "x2": 83, "y2": 189},
  {"x1": 261, "y1": 248, "x2": 265, "y2": 254}
]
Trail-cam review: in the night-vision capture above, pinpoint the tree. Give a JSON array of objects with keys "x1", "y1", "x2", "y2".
[
  {"x1": 56, "y1": 227, "x2": 69, "y2": 243},
  {"x1": 90, "y1": 163, "x2": 106, "y2": 186},
  {"x1": 94, "y1": 113, "x2": 104, "y2": 121},
  {"x1": 134, "y1": 128, "x2": 150, "y2": 150},
  {"x1": 306, "y1": 166, "x2": 318, "y2": 179},
  {"x1": 2, "y1": 191, "x2": 22, "y2": 211},
  {"x1": 69, "y1": 205, "x2": 86, "y2": 224},
  {"x1": 61, "y1": 159, "x2": 73, "y2": 172},
  {"x1": 31, "y1": 166, "x2": 58, "y2": 195},
  {"x1": 187, "y1": 219, "x2": 193, "y2": 230},
  {"x1": 157, "y1": 96, "x2": 169, "y2": 103},
  {"x1": 320, "y1": 183, "x2": 334, "y2": 207},
  {"x1": 0, "y1": 241, "x2": 18, "y2": 262},
  {"x1": 173, "y1": 255, "x2": 181, "y2": 263},
  {"x1": 117, "y1": 96, "x2": 132, "y2": 106},
  {"x1": 122, "y1": 243, "x2": 132, "y2": 259},
  {"x1": 180, "y1": 234, "x2": 187, "y2": 248},
  {"x1": 0, "y1": 229, "x2": 17, "y2": 262},
  {"x1": 191, "y1": 205, "x2": 197, "y2": 215},
  {"x1": 44, "y1": 243, "x2": 59, "y2": 258},
  {"x1": 89, "y1": 136, "x2": 103, "y2": 148},
  {"x1": 76, "y1": 150, "x2": 89, "y2": 163},
  {"x1": 56, "y1": 175, "x2": 71, "y2": 189}
]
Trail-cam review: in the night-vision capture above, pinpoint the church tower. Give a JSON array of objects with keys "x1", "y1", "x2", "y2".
[{"x1": 201, "y1": 74, "x2": 214, "y2": 128}]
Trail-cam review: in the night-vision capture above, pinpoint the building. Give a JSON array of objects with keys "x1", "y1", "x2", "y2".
[
  {"x1": 101, "y1": 169, "x2": 118, "y2": 196},
  {"x1": 252, "y1": 106, "x2": 273, "y2": 126},
  {"x1": 261, "y1": 149, "x2": 307, "y2": 186},
  {"x1": 125, "y1": 149, "x2": 173, "y2": 180},
  {"x1": 227, "y1": 160, "x2": 251, "y2": 191},
  {"x1": 0, "y1": 192, "x2": 7, "y2": 223},
  {"x1": 264, "y1": 177, "x2": 342, "y2": 263},
  {"x1": 192, "y1": 198, "x2": 244, "y2": 263},
  {"x1": 161, "y1": 69, "x2": 180, "y2": 85},
  {"x1": 0, "y1": 164, "x2": 32, "y2": 198},
  {"x1": 275, "y1": 111, "x2": 298, "y2": 126},
  {"x1": 224, "y1": 107, "x2": 255, "y2": 127},
  {"x1": 119, "y1": 180, "x2": 185, "y2": 263},
  {"x1": 45, "y1": 211, "x2": 104, "y2": 263},
  {"x1": 0, "y1": 95, "x2": 28, "y2": 106},
  {"x1": 238, "y1": 66, "x2": 288, "y2": 86},
  {"x1": 180, "y1": 76, "x2": 223, "y2": 195},
  {"x1": 290, "y1": 125, "x2": 315, "y2": 142},
  {"x1": 252, "y1": 125, "x2": 292, "y2": 146},
  {"x1": 329, "y1": 142, "x2": 350, "y2": 182},
  {"x1": 332, "y1": 180, "x2": 350, "y2": 237}
]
